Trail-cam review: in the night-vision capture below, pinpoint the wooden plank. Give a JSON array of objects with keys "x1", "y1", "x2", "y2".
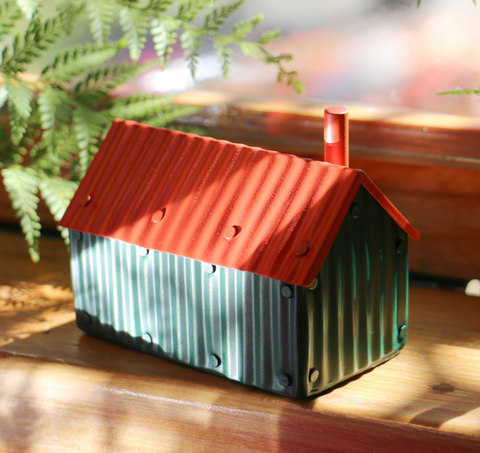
[{"x1": 0, "y1": 229, "x2": 479, "y2": 451}]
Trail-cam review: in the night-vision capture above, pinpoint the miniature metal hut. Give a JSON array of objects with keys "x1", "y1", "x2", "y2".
[{"x1": 60, "y1": 110, "x2": 419, "y2": 398}]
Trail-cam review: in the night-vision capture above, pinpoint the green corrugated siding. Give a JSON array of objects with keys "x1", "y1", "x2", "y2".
[{"x1": 70, "y1": 186, "x2": 408, "y2": 398}]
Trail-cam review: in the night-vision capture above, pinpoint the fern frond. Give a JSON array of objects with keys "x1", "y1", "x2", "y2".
[
  {"x1": 145, "y1": 0, "x2": 175, "y2": 13},
  {"x1": 213, "y1": 42, "x2": 232, "y2": 78},
  {"x1": 436, "y1": 88, "x2": 480, "y2": 96},
  {"x1": 177, "y1": 0, "x2": 211, "y2": 23},
  {"x1": 180, "y1": 28, "x2": 202, "y2": 77},
  {"x1": 37, "y1": 88, "x2": 73, "y2": 149},
  {"x1": 150, "y1": 16, "x2": 179, "y2": 67},
  {"x1": 15, "y1": 0, "x2": 39, "y2": 20},
  {"x1": 108, "y1": 94, "x2": 174, "y2": 121},
  {"x1": 6, "y1": 79, "x2": 33, "y2": 144},
  {"x1": 41, "y1": 40, "x2": 127, "y2": 83},
  {"x1": 232, "y1": 14, "x2": 263, "y2": 40},
  {"x1": 0, "y1": 85, "x2": 8, "y2": 110},
  {"x1": 0, "y1": 1, "x2": 23, "y2": 39},
  {"x1": 1, "y1": 13, "x2": 67, "y2": 73},
  {"x1": 119, "y1": 6, "x2": 148, "y2": 61},
  {"x1": 38, "y1": 176, "x2": 78, "y2": 241},
  {"x1": 204, "y1": 0, "x2": 243, "y2": 33},
  {"x1": 72, "y1": 106, "x2": 112, "y2": 175},
  {"x1": 85, "y1": 0, "x2": 115, "y2": 45},
  {"x1": 74, "y1": 60, "x2": 156, "y2": 95},
  {"x1": 144, "y1": 104, "x2": 200, "y2": 127},
  {"x1": 257, "y1": 29, "x2": 281, "y2": 45},
  {"x1": 2, "y1": 165, "x2": 41, "y2": 261}
]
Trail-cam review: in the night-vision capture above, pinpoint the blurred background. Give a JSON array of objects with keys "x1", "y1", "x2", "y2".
[{"x1": 134, "y1": 0, "x2": 480, "y2": 117}]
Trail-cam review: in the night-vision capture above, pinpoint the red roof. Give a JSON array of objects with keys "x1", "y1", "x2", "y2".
[{"x1": 60, "y1": 119, "x2": 419, "y2": 287}]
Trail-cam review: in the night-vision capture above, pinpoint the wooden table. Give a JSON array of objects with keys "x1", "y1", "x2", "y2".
[{"x1": 1, "y1": 228, "x2": 479, "y2": 452}]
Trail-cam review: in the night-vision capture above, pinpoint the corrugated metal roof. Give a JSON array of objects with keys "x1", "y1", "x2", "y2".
[{"x1": 60, "y1": 119, "x2": 419, "y2": 287}]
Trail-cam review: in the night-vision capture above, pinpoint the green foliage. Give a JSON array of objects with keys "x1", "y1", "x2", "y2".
[
  {"x1": 2, "y1": 166, "x2": 42, "y2": 261},
  {"x1": 0, "y1": 0, "x2": 303, "y2": 260}
]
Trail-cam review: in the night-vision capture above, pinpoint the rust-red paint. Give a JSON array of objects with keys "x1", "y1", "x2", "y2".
[
  {"x1": 60, "y1": 119, "x2": 419, "y2": 287},
  {"x1": 324, "y1": 106, "x2": 349, "y2": 167}
]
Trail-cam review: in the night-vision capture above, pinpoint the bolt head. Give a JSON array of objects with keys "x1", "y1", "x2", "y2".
[
  {"x1": 209, "y1": 354, "x2": 221, "y2": 368},
  {"x1": 278, "y1": 373, "x2": 291, "y2": 388},
  {"x1": 142, "y1": 333, "x2": 153, "y2": 344},
  {"x1": 72, "y1": 231, "x2": 83, "y2": 241},
  {"x1": 78, "y1": 312, "x2": 91, "y2": 325},
  {"x1": 203, "y1": 263, "x2": 216, "y2": 274},
  {"x1": 295, "y1": 241, "x2": 309, "y2": 256},
  {"x1": 309, "y1": 368, "x2": 320, "y2": 383},
  {"x1": 351, "y1": 203, "x2": 361, "y2": 218},
  {"x1": 281, "y1": 285, "x2": 293, "y2": 299},
  {"x1": 308, "y1": 279, "x2": 318, "y2": 290},
  {"x1": 139, "y1": 247, "x2": 149, "y2": 256},
  {"x1": 225, "y1": 225, "x2": 241, "y2": 240},
  {"x1": 151, "y1": 208, "x2": 166, "y2": 223},
  {"x1": 396, "y1": 239, "x2": 407, "y2": 255},
  {"x1": 80, "y1": 194, "x2": 92, "y2": 207}
]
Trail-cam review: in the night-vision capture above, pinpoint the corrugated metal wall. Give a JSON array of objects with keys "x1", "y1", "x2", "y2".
[
  {"x1": 70, "y1": 187, "x2": 408, "y2": 398},
  {"x1": 301, "y1": 186, "x2": 408, "y2": 395}
]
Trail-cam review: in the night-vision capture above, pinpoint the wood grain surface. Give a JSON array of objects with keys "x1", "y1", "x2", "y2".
[{"x1": 1, "y1": 228, "x2": 480, "y2": 452}]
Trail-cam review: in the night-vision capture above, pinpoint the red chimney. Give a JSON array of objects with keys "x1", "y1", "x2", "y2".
[{"x1": 324, "y1": 106, "x2": 349, "y2": 167}]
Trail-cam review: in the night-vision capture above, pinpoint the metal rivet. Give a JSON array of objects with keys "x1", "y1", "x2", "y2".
[
  {"x1": 80, "y1": 194, "x2": 92, "y2": 207},
  {"x1": 309, "y1": 368, "x2": 320, "y2": 383},
  {"x1": 142, "y1": 333, "x2": 152, "y2": 344},
  {"x1": 225, "y1": 225, "x2": 241, "y2": 240},
  {"x1": 295, "y1": 241, "x2": 309, "y2": 256},
  {"x1": 278, "y1": 373, "x2": 291, "y2": 388},
  {"x1": 308, "y1": 278, "x2": 318, "y2": 290},
  {"x1": 209, "y1": 354, "x2": 221, "y2": 368},
  {"x1": 396, "y1": 239, "x2": 407, "y2": 255},
  {"x1": 351, "y1": 203, "x2": 361, "y2": 218},
  {"x1": 72, "y1": 231, "x2": 83, "y2": 241},
  {"x1": 78, "y1": 312, "x2": 91, "y2": 325},
  {"x1": 151, "y1": 208, "x2": 166, "y2": 223},
  {"x1": 281, "y1": 285, "x2": 293, "y2": 299},
  {"x1": 204, "y1": 263, "x2": 216, "y2": 274},
  {"x1": 139, "y1": 247, "x2": 149, "y2": 256},
  {"x1": 398, "y1": 325, "x2": 408, "y2": 341}
]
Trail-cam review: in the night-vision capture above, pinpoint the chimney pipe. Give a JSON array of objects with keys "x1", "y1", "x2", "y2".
[{"x1": 324, "y1": 106, "x2": 349, "y2": 167}]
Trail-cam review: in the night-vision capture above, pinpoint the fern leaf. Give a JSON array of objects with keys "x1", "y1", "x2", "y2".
[
  {"x1": 2, "y1": 166, "x2": 41, "y2": 261},
  {"x1": 6, "y1": 79, "x2": 33, "y2": 144},
  {"x1": 436, "y1": 88, "x2": 480, "y2": 96},
  {"x1": 119, "y1": 6, "x2": 148, "y2": 61},
  {"x1": 0, "y1": 85, "x2": 8, "y2": 110},
  {"x1": 177, "y1": 0, "x2": 211, "y2": 23},
  {"x1": 150, "y1": 16, "x2": 179, "y2": 67},
  {"x1": 144, "y1": 104, "x2": 200, "y2": 128},
  {"x1": 15, "y1": 0, "x2": 39, "y2": 19},
  {"x1": 37, "y1": 88, "x2": 73, "y2": 150},
  {"x1": 72, "y1": 106, "x2": 111, "y2": 175},
  {"x1": 41, "y1": 40, "x2": 127, "y2": 83},
  {"x1": 257, "y1": 29, "x2": 281, "y2": 45},
  {"x1": 74, "y1": 60, "x2": 156, "y2": 95},
  {"x1": 85, "y1": 0, "x2": 114, "y2": 45},
  {"x1": 204, "y1": 0, "x2": 243, "y2": 32},
  {"x1": 108, "y1": 94, "x2": 174, "y2": 120},
  {"x1": 232, "y1": 14, "x2": 263, "y2": 40},
  {"x1": 0, "y1": 0, "x2": 23, "y2": 38},
  {"x1": 38, "y1": 176, "x2": 78, "y2": 221},
  {"x1": 180, "y1": 28, "x2": 202, "y2": 77},
  {"x1": 1, "y1": 14, "x2": 67, "y2": 73},
  {"x1": 237, "y1": 41, "x2": 261, "y2": 59},
  {"x1": 146, "y1": 0, "x2": 175, "y2": 13},
  {"x1": 38, "y1": 176, "x2": 78, "y2": 241},
  {"x1": 213, "y1": 42, "x2": 232, "y2": 78}
]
